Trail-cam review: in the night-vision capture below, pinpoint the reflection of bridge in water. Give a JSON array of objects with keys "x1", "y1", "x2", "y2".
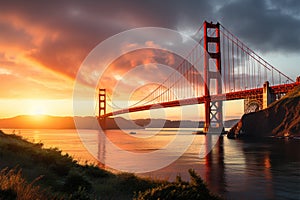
[
  {"x1": 94, "y1": 130, "x2": 298, "y2": 198},
  {"x1": 98, "y1": 21, "x2": 299, "y2": 133}
]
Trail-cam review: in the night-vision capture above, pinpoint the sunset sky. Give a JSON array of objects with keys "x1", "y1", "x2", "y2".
[{"x1": 0, "y1": 0, "x2": 300, "y2": 120}]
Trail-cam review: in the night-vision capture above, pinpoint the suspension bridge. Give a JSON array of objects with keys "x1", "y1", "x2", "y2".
[{"x1": 98, "y1": 21, "x2": 300, "y2": 133}]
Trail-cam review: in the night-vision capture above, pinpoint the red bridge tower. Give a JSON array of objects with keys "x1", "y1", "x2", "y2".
[{"x1": 203, "y1": 21, "x2": 224, "y2": 133}]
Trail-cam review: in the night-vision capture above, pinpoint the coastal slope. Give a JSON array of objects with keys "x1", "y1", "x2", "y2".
[
  {"x1": 228, "y1": 85, "x2": 300, "y2": 138},
  {"x1": 0, "y1": 130, "x2": 221, "y2": 199}
]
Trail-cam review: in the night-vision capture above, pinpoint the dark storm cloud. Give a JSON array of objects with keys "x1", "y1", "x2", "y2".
[
  {"x1": 0, "y1": 0, "x2": 212, "y2": 78},
  {"x1": 0, "y1": 22, "x2": 32, "y2": 47},
  {"x1": 0, "y1": 0, "x2": 299, "y2": 80},
  {"x1": 217, "y1": 0, "x2": 300, "y2": 52},
  {"x1": 0, "y1": 0, "x2": 212, "y2": 37},
  {"x1": 270, "y1": 0, "x2": 300, "y2": 15}
]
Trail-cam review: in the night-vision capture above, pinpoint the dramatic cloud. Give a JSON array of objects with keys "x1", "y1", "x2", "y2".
[
  {"x1": 98, "y1": 48, "x2": 180, "y2": 97},
  {"x1": 0, "y1": 0, "x2": 299, "y2": 117},
  {"x1": 217, "y1": 0, "x2": 300, "y2": 52},
  {"x1": 1, "y1": 0, "x2": 299, "y2": 78}
]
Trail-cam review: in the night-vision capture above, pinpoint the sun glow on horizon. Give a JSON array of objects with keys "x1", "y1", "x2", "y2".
[
  {"x1": 23, "y1": 99, "x2": 55, "y2": 117},
  {"x1": 29, "y1": 104, "x2": 47, "y2": 116},
  {"x1": 0, "y1": 99, "x2": 74, "y2": 118}
]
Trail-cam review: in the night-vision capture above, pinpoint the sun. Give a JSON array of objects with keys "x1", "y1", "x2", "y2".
[{"x1": 29, "y1": 104, "x2": 47, "y2": 116}]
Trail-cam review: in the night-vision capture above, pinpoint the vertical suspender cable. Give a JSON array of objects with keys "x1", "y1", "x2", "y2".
[{"x1": 232, "y1": 35, "x2": 235, "y2": 91}]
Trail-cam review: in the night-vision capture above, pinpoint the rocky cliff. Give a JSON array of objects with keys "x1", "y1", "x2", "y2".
[{"x1": 228, "y1": 85, "x2": 300, "y2": 138}]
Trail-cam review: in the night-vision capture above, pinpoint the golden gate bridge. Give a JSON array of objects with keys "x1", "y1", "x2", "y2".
[{"x1": 98, "y1": 21, "x2": 299, "y2": 133}]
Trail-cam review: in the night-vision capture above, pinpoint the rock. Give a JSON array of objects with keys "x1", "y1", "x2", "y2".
[{"x1": 228, "y1": 85, "x2": 300, "y2": 138}]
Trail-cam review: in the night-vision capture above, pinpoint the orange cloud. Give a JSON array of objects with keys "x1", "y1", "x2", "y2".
[{"x1": 96, "y1": 47, "x2": 181, "y2": 100}]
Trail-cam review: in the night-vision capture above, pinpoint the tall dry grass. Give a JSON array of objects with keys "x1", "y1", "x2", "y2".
[{"x1": 0, "y1": 168, "x2": 46, "y2": 200}]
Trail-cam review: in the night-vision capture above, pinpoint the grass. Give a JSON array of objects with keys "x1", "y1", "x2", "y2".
[
  {"x1": 0, "y1": 130, "x2": 222, "y2": 199},
  {"x1": 0, "y1": 168, "x2": 46, "y2": 200}
]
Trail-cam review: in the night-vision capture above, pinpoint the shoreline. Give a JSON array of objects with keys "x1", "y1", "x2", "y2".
[{"x1": 0, "y1": 129, "x2": 222, "y2": 199}]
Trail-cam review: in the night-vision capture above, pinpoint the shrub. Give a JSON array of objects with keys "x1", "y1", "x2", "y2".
[
  {"x1": 81, "y1": 164, "x2": 111, "y2": 178},
  {"x1": 62, "y1": 170, "x2": 92, "y2": 194},
  {"x1": 68, "y1": 187, "x2": 91, "y2": 200},
  {"x1": 117, "y1": 172, "x2": 158, "y2": 194},
  {"x1": 134, "y1": 169, "x2": 222, "y2": 200}
]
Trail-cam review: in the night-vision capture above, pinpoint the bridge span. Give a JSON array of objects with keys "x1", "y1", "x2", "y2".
[{"x1": 98, "y1": 21, "x2": 299, "y2": 133}]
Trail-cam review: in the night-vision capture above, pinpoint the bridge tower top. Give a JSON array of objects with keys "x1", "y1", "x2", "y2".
[{"x1": 98, "y1": 89, "x2": 106, "y2": 119}]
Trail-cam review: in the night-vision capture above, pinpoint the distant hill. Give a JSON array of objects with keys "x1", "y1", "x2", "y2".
[
  {"x1": 228, "y1": 85, "x2": 300, "y2": 138},
  {"x1": 0, "y1": 115, "x2": 238, "y2": 130},
  {"x1": 133, "y1": 118, "x2": 204, "y2": 128},
  {"x1": 0, "y1": 115, "x2": 122, "y2": 129},
  {"x1": 0, "y1": 115, "x2": 77, "y2": 129}
]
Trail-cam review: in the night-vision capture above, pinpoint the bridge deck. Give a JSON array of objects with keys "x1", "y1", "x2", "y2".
[{"x1": 100, "y1": 82, "x2": 299, "y2": 118}]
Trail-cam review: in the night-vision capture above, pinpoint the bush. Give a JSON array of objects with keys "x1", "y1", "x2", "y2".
[
  {"x1": 117, "y1": 172, "x2": 159, "y2": 194},
  {"x1": 134, "y1": 169, "x2": 222, "y2": 200},
  {"x1": 62, "y1": 170, "x2": 92, "y2": 194},
  {"x1": 81, "y1": 164, "x2": 111, "y2": 178},
  {"x1": 68, "y1": 187, "x2": 91, "y2": 200}
]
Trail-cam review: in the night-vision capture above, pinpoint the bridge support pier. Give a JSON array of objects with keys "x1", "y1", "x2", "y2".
[
  {"x1": 244, "y1": 97, "x2": 262, "y2": 113},
  {"x1": 99, "y1": 118, "x2": 107, "y2": 130},
  {"x1": 203, "y1": 21, "x2": 224, "y2": 133},
  {"x1": 263, "y1": 81, "x2": 275, "y2": 109}
]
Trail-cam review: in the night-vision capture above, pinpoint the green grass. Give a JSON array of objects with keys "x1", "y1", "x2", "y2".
[{"x1": 0, "y1": 130, "x2": 222, "y2": 199}]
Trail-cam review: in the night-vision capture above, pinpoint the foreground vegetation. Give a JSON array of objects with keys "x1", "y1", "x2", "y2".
[{"x1": 0, "y1": 130, "x2": 221, "y2": 199}]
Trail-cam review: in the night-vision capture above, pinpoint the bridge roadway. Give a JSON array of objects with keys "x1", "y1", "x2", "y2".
[{"x1": 100, "y1": 82, "x2": 299, "y2": 118}]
